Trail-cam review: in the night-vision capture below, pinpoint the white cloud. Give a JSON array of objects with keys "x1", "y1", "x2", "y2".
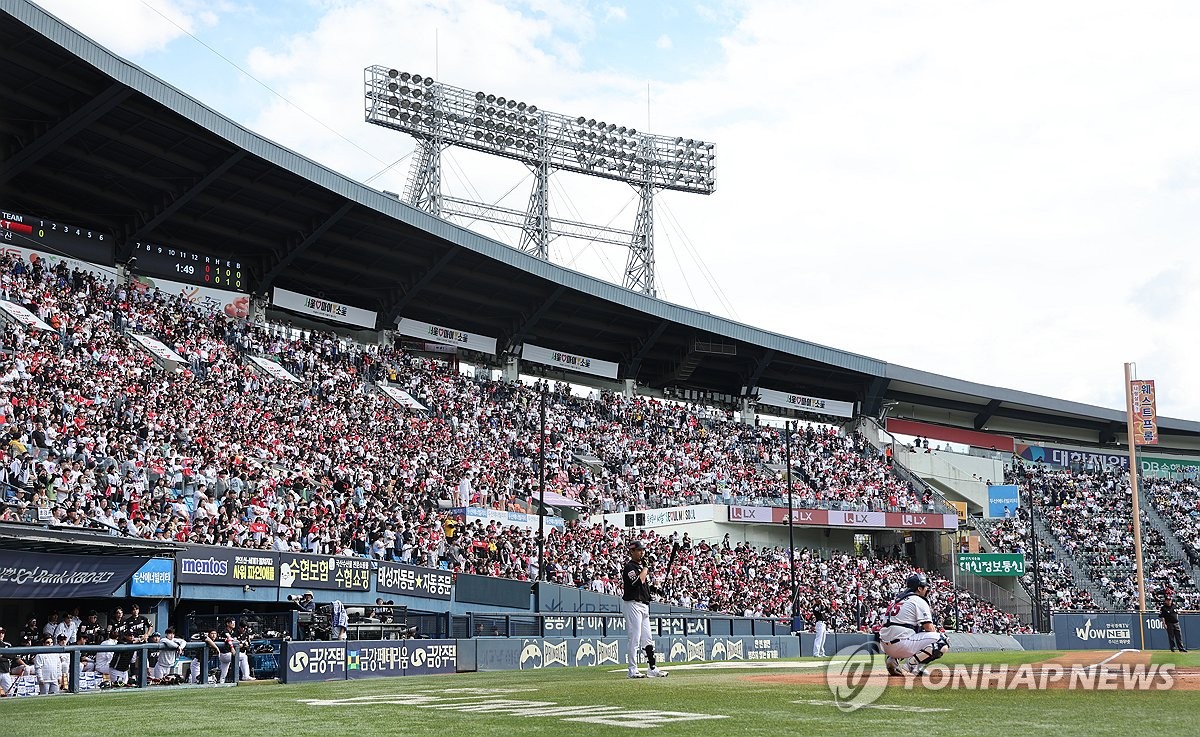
[
  {"x1": 604, "y1": 5, "x2": 627, "y2": 22},
  {"x1": 32, "y1": 0, "x2": 218, "y2": 56},
  {"x1": 656, "y1": 33, "x2": 673, "y2": 50}
]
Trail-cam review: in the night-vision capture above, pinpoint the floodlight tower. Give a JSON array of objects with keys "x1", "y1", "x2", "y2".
[{"x1": 364, "y1": 66, "x2": 717, "y2": 297}]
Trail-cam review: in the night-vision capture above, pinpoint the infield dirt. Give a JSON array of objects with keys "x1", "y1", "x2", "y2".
[{"x1": 745, "y1": 650, "x2": 1200, "y2": 690}]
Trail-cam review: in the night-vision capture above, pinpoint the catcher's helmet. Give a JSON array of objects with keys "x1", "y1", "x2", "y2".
[{"x1": 905, "y1": 573, "x2": 930, "y2": 591}]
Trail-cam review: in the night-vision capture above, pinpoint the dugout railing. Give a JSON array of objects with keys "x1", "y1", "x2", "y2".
[{"x1": 0, "y1": 641, "x2": 255, "y2": 694}]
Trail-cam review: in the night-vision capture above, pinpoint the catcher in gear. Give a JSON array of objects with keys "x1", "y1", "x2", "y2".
[{"x1": 879, "y1": 573, "x2": 950, "y2": 676}]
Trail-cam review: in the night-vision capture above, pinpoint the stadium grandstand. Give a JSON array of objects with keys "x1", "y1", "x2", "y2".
[{"x1": 2, "y1": 0, "x2": 1200, "y2": 693}]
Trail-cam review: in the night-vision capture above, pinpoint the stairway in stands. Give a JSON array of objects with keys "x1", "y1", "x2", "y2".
[
  {"x1": 1032, "y1": 515, "x2": 1116, "y2": 610},
  {"x1": 1141, "y1": 503, "x2": 1195, "y2": 576}
]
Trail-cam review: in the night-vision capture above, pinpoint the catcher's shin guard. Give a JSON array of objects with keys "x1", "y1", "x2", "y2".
[{"x1": 912, "y1": 634, "x2": 950, "y2": 665}]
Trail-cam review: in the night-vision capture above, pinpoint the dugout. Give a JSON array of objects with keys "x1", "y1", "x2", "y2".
[{"x1": 0, "y1": 521, "x2": 181, "y2": 640}]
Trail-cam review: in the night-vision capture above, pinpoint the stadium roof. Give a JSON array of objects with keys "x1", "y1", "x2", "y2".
[
  {"x1": 3, "y1": 0, "x2": 1198, "y2": 449},
  {"x1": 0, "y1": 521, "x2": 182, "y2": 557}
]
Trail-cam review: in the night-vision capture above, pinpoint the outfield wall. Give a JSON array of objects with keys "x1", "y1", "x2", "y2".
[
  {"x1": 1051, "y1": 612, "x2": 1199, "y2": 650},
  {"x1": 280, "y1": 635, "x2": 800, "y2": 682}
]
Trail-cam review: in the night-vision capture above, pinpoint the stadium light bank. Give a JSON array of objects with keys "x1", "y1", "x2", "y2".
[{"x1": 363, "y1": 66, "x2": 717, "y2": 296}]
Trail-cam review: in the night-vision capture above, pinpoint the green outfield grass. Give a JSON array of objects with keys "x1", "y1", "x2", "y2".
[{"x1": 0, "y1": 651, "x2": 1194, "y2": 737}]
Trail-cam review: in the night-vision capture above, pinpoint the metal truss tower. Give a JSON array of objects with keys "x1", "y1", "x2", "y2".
[
  {"x1": 365, "y1": 66, "x2": 716, "y2": 296},
  {"x1": 624, "y1": 181, "x2": 656, "y2": 295}
]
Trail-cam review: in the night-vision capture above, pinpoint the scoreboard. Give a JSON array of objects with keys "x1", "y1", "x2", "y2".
[
  {"x1": 131, "y1": 241, "x2": 244, "y2": 292},
  {"x1": 0, "y1": 210, "x2": 115, "y2": 265}
]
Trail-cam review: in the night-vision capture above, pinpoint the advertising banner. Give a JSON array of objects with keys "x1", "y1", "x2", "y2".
[
  {"x1": 521, "y1": 343, "x2": 619, "y2": 380},
  {"x1": 1053, "y1": 613, "x2": 1136, "y2": 649},
  {"x1": 280, "y1": 552, "x2": 371, "y2": 591},
  {"x1": 727, "y1": 506, "x2": 774, "y2": 523},
  {"x1": 957, "y1": 553, "x2": 1025, "y2": 576},
  {"x1": 461, "y1": 506, "x2": 564, "y2": 532},
  {"x1": 378, "y1": 385, "x2": 428, "y2": 412},
  {"x1": 950, "y1": 501, "x2": 968, "y2": 521},
  {"x1": 727, "y1": 506, "x2": 953, "y2": 529},
  {"x1": 599, "y1": 505, "x2": 716, "y2": 528},
  {"x1": 756, "y1": 386, "x2": 854, "y2": 418},
  {"x1": 346, "y1": 640, "x2": 458, "y2": 679},
  {"x1": 247, "y1": 355, "x2": 300, "y2": 383},
  {"x1": 0, "y1": 550, "x2": 145, "y2": 598},
  {"x1": 1140, "y1": 456, "x2": 1200, "y2": 480},
  {"x1": 176, "y1": 547, "x2": 279, "y2": 586},
  {"x1": 281, "y1": 641, "x2": 347, "y2": 683},
  {"x1": 396, "y1": 316, "x2": 497, "y2": 355},
  {"x1": 376, "y1": 562, "x2": 454, "y2": 600},
  {"x1": 1130, "y1": 380, "x2": 1159, "y2": 445},
  {"x1": 130, "y1": 558, "x2": 174, "y2": 597},
  {"x1": 129, "y1": 333, "x2": 185, "y2": 365},
  {"x1": 134, "y1": 275, "x2": 251, "y2": 318},
  {"x1": 273, "y1": 287, "x2": 378, "y2": 329},
  {"x1": 987, "y1": 485, "x2": 1021, "y2": 518},
  {"x1": 474, "y1": 635, "x2": 799, "y2": 671},
  {"x1": 0, "y1": 300, "x2": 53, "y2": 331},
  {"x1": 884, "y1": 512, "x2": 959, "y2": 530},
  {"x1": 827, "y1": 510, "x2": 888, "y2": 528},
  {"x1": 1015, "y1": 443, "x2": 1129, "y2": 470}
]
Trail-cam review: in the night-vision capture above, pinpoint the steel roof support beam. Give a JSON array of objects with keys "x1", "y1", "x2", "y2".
[
  {"x1": 507, "y1": 285, "x2": 565, "y2": 351},
  {"x1": 0, "y1": 82, "x2": 131, "y2": 187},
  {"x1": 744, "y1": 349, "x2": 775, "y2": 394},
  {"x1": 258, "y1": 201, "x2": 354, "y2": 294},
  {"x1": 124, "y1": 150, "x2": 246, "y2": 248},
  {"x1": 886, "y1": 390, "x2": 1106, "y2": 432},
  {"x1": 973, "y1": 399, "x2": 1003, "y2": 430},
  {"x1": 862, "y1": 376, "x2": 891, "y2": 418},
  {"x1": 384, "y1": 248, "x2": 457, "y2": 325},
  {"x1": 626, "y1": 320, "x2": 670, "y2": 378}
]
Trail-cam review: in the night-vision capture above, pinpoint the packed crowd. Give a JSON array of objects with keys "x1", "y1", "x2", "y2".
[
  {"x1": 976, "y1": 516, "x2": 1099, "y2": 611},
  {"x1": 0, "y1": 252, "x2": 1010, "y2": 632},
  {"x1": 1006, "y1": 463, "x2": 1200, "y2": 610}
]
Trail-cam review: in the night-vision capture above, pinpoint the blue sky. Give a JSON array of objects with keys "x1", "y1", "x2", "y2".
[{"x1": 27, "y1": 0, "x2": 1200, "y2": 422}]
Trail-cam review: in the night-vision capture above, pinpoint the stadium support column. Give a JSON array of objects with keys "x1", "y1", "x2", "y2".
[
  {"x1": 501, "y1": 354, "x2": 520, "y2": 383},
  {"x1": 785, "y1": 421, "x2": 798, "y2": 626},
  {"x1": 537, "y1": 384, "x2": 547, "y2": 587},
  {"x1": 1027, "y1": 484, "x2": 1044, "y2": 632},
  {"x1": 624, "y1": 181, "x2": 656, "y2": 296},
  {"x1": 740, "y1": 398, "x2": 757, "y2": 426}
]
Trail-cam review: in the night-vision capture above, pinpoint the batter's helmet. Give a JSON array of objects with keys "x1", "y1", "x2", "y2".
[{"x1": 905, "y1": 573, "x2": 930, "y2": 591}]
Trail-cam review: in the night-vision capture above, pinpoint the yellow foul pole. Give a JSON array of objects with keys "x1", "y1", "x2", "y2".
[{"x1": 1123, "y1": 363, "x2": 1148, "y2": 637}]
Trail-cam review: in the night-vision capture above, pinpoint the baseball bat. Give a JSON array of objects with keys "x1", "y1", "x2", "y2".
[{"x1": 665, "y1": 542, "x2": 680, "y2": 576}]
